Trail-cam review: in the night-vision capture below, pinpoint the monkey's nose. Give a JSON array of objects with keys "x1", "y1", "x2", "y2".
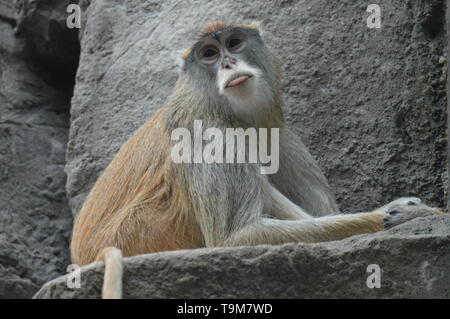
[{"x1": 221, "y1": 56, "x2": 236, "y2": 69}]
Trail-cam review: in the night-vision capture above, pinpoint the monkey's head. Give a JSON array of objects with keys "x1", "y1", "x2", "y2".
[{"x1": 179, "y1": 21, "x2": 282, "y2": 121}]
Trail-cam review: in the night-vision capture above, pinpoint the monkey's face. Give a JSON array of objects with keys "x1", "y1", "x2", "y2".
[{"x1": 181, "y1": 22, "x2": 277, "y2": 119}]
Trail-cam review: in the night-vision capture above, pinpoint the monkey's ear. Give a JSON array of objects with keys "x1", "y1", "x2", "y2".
[
  {"x1": 249, "y1": 20, "x2": 265, "y2": 39},
  {"x1": 250, "y1": 21, "x2": 262, "y2": 30},
  {"x1": 171, "y1": 49, "x2": 188, "y2": 72}
]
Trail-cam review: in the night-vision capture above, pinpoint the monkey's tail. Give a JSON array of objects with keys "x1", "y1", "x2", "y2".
[{"x1": 98, "y1": 246, "x2": 123, "y2": 299}]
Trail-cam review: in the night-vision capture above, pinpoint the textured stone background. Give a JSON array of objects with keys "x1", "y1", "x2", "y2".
[
  {"x1": 0, "y1": 0, "x2": 448, "y2": 299},
  {"x1": 0, "y1": 0, "x2": 76, "y2": 298}
]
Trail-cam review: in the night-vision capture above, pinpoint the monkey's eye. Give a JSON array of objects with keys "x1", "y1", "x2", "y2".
[
  {"x1": 226, "y1": 36, "x2": 245, "y2": 52},
  {"x1": 200, "y1": 45, "x2": 219, "y2": 63},
  {"x1": 228, "y1": 38, "x2": 241, "y2": 48}
]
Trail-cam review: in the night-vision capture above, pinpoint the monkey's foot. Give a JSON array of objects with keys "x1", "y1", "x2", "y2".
[
  {"x1": 378, "y1": 197, "x2": 422, "y2": 214},
  {"x1": 383, "y1": 200, "x2": 444, "y2": 230}
]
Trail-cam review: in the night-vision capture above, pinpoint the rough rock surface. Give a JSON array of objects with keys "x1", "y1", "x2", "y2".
[
  {"x1": 33, "y1": 214, "x2": 450, "y2": 299},
  {"x1": 67, "y1": 0, "x2": 447, "y2": 215},
  {"x1": 0, "y1": 0, "x2": 76, "y2": 298},
  {"x1": 13, "y1": 0, "x2": 80, "y2": 87}
]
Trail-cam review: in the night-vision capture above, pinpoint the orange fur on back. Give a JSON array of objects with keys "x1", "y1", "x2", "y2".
[{"x1": 70, "y1": 108, "x2": 202, "y2": 266}]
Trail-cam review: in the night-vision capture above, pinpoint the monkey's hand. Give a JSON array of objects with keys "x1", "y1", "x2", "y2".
[{"x1": 382, "y1": 199, "x2": 445, "y2": 230}]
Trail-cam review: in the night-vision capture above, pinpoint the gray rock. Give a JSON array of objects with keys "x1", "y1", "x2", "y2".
[
  {"x1": 67, "y1": 0, "x2": 447, "y2": 216},
  {"x1": 33, "y1": 214, "x2": 450, "y2": 299},
  {"x1": 13, "y1": 0, "x2": 80, "y2": 86},
  {"x1": 0, "y1": 0, "x2": 76, "y2": 298}
]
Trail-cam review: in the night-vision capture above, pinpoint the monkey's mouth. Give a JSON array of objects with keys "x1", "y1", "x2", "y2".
[{"x1": 225, "y1": 73, "x2": 253, "y2": 88}]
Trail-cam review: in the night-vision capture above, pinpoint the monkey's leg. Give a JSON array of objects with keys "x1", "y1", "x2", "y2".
[
  {"x1": 225, "y1": 205, "x2": 443, "y2": 246},
  {"x1": 224, "y1": 212, "x2": 385, "y2": 246}
]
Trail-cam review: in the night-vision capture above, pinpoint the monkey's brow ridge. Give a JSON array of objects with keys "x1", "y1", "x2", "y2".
[{"x1": 181, "y1": 22, "x2": 258, "y2": 58}]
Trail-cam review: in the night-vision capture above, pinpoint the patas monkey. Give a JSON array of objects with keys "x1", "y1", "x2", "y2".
[{"x1": 70, "y1": 21, "x2": 444, "y2": 298}]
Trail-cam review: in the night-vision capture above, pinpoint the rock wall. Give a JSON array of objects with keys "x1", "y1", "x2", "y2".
[
  {"x1": 0, "y1": 0, "x2": 77, "y2": 298},
  {"x1": 447, "y1": 1, "x2": 450, "y2": 210},
  {"x1": 67, "y1": 0, "x2": 447, "y2": 215}
]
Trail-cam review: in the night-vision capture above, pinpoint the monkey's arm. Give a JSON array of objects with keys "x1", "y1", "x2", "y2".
[
  {"x1": 269, "y1": 129, "x2": 341, "y2": 217},
  {"x1": 270, "y1": 184, "x2": 313, "y2": 220}
]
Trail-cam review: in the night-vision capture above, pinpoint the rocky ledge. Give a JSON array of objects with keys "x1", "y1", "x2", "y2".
[{"x1": 34, "y1": 214, "x2": 450, "y2": 299}]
